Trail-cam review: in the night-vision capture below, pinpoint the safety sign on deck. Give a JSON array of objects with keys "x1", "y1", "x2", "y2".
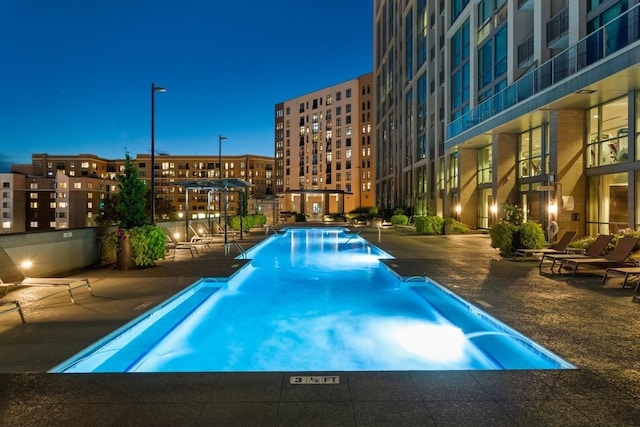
[{"x1": 289, "y1": 375, "x2": 340, "y2": 384}]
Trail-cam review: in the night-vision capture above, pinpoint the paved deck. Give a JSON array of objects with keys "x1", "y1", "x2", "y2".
[{"x1": 1, "y1": 227, "x2": 639, "y2": 426}]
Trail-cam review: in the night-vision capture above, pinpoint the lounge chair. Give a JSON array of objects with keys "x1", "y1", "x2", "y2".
[
  {"x1": 163, "y1": 231, "x2": 198, "y2": 259},
  {"x1": 602, "y1": 263, "x2": 640, "y2": 291},
  {"x1": 559, "y1": 235, "x2": 640, "y2": 276},
  {"x1": 188, "y1": 224, "x2": 225, "y2": 245},
  {"x1": 0, "y1": 300, "x2": 26, "y2": 323},
  {"x1": 1, "y1": 277, "x2": 92, "y2": 304},
  {"x1": 538, "y1": 234, "x2": 614, "y2": 273},
  {"x1": 513, "y1": 230, "x2": 577, "y2": 261}
]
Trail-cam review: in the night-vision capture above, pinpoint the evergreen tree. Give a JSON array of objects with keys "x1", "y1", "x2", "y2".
[{"x1": 116, "y1": 152, "x2": 148, "y2": 229}]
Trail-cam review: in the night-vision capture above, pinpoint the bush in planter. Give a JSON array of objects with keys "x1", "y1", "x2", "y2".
[
  {"x1": 390, "y1": 214, "x2": 409, "y2": 225},
  {"x1": 103, "y1": 152, "x2": 166, "y2": 268},
  {"x1": 443, "y1": 217, "x2": 470, "y2": 234},
  {"x1": 252, "y1": 213, "x2": 267, "y2": 227},
  {"x1": 413, "y1": 215, "x2": 443, "y2": 234},
  {"x1": 518, "y1": 222, "x2": 546, "y2": 249},
  {"x1": 490, "y1": 221, "x2": 518, "y2": 256}
]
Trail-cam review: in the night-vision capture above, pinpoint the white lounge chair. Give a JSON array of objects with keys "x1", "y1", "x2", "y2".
[
  {"x1": 0, "y1": 300, "x2": 25, "y2": 323},
  {"x1": 1, "y1": 277, "x2": 92, "y2": 304}
]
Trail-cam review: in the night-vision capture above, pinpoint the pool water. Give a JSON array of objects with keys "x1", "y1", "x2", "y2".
[{"x1": 53, "y1": 227, "x2": 574, "y2": 373}]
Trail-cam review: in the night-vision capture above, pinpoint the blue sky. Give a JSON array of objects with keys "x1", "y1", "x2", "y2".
[{"x1": 0, "y1": 1, "x2": 373, "y2": 171}]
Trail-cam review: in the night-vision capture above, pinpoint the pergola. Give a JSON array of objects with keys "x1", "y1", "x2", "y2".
[{"x1": 178, "y1": 178, "x2": 254, "y2": 254}]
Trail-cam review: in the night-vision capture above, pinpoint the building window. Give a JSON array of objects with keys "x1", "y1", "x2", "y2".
[
  {"x1": 346, "y1": 89, "x2": 351, "y2": 98},
  {"x1": 73, "y1": 182, "x2": 82, "y2": 189},
  {"x1": 30, "y1": 193, "x2": 38, "y2": 199},
  {"x1": 30, "y1": 183, "x2": 38, "y2": 189},
  {"x1": 588, "y1": 96, "x2": 628, "y2": 168}
]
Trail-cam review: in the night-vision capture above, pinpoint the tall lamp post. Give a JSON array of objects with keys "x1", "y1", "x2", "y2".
[
  {"x1": 150, "y1": 82, "x2": 167, "y2": 224},
  {"x1": 218, "y1": 134, "x2": 228, "y2": 223}
]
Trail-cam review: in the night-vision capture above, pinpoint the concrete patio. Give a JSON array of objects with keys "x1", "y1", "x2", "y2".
[{"x1": 1, "y1": 227, "x2": 639, "y2": 426}]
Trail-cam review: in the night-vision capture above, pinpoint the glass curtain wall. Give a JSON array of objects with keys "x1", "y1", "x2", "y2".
[{"x1": 477, "y1": 144, "x2": 492, "y2": 228}]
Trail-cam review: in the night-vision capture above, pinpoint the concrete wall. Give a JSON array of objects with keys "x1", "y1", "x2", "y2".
[{"x1": 0, "y1": 219, "x2": 218, "y2": 282}]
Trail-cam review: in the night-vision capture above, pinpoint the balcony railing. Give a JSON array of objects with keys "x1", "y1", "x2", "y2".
[
  {"x1": 547, "y1": 7, "x2": 569, "y2": 49},
  {"x1": 517, "y1": 34, "x2": 535, "y2": 68},
  {"x1": 447, "y1": 3, "x2": 640, "y2": 141}
]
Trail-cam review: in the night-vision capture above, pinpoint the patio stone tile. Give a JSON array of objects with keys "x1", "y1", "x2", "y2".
[
  {"x1": 545, "y1": 369, "x2": 630, "y2": 400},
  {"x1": 410, "y1": 371, "x2": 492, "y2": 401},
  {"x1": 137, "y1": 373, "x2": 219, "y2": 403},
  {"x1": 117, "y1": 402, "x2": 205, "y2": 426},
  {"x1": 568, "y1": 398, "x2": 640, "y2": 426},
  {"x1": 471, "y1": 370, "x2": 561, "y2": 401},
  {"x1": 348, "y1": 372, "x2": 421, "y2": 402},
  {"x1": 1, "y1": 403, "x2": 130, "y2": 427},
  {"x1": 425, "y1": 400, "x2": 515, "y2": 427},
  {"x1": 195, "y1": 402, "x2": 278, "y2": 426},
  {"x1": 209, "y1": 373, "x2": 283, "y2": 402},
  {"x1": 276, "y1": 401, "x2": 355, "y2": 427},
  {"x1": 497, "y1": 399, "x2": 595, "y2": 426},
  {"x1": 352, "y1": 400, "x2": 435, "y2": 426}
]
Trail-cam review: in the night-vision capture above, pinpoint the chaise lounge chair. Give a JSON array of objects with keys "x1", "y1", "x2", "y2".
[
  {"x1": 0, "y1": 300, "x2": 26, "y2": 323},
  {"x1": 538, "y1": 234, "x2": 614, "y2": 273},
  {"x1": 1, "y1": 277, "x2": 92, "y2": 304},
  {"x1": 601, "y1": 262, "x2": 640, "y2": 291},
  {"x1": 513, "y1": 230, "x2": 577, "y2": 261},
  {"x1": 163, "y1": 231, "x2": 198, "y2": 259},
  {"x1": 559, "y1": 235, "x2": 640, "y2": 276}
]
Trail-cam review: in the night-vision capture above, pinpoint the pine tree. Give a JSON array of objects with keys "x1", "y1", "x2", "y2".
[{"x1": 116, "y1": 152, "x2": 148, "y2": 229}]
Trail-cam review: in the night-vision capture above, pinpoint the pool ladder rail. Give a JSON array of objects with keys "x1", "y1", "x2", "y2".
[{"x1": 225, "y1": 240, "x2": 246, "y2": 258}]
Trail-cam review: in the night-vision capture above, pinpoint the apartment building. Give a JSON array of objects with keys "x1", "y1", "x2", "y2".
[
  {"x1": 3, "y1": 152, "x2": 275, "y2": 232},
  {"x1": 134, "y1": 153, "x2": 274, "y2": 219},
  {"x1": 375, "y1": 0, "x2": 640, "y2": 236},
  {"x1": 275, "y1": 73, "x2": 375, "y2": 220}
]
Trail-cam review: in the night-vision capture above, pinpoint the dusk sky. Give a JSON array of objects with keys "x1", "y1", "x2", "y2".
[{"x1": 0, "y1": 1, "x2": 373, "y2": 171}]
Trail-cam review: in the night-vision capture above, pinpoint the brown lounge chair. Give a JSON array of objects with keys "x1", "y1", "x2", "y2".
[
  {"x1": 602, "y1": 263, "x2": 640, "y2": 291},
  {"x1": 559, "y1": 235, "x2": 640, "y2": 276},
  {"x1": 538, "y1": 234, "x2": 614, "y2": 273},
  {"x1": 512, "y1": 230, "x2": 577, "y2": 261}
]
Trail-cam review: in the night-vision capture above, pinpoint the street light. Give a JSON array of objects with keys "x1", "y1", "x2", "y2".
[
  {"x1": 150, "y1": 82, "x2": 167, "y2": 224},
  {"x1": 218, "y1": 134, "x2": 228, "y2": 223}
]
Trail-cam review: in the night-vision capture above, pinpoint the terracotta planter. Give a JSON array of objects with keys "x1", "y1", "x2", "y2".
[{"x1": 116, "y1": 235, "x2": 138, "y2": 270}]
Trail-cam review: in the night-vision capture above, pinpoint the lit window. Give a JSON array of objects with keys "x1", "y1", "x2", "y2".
[
  {"x1": 30, "y1": 193, "x2": 38, "y2": 199},
  {"x1": 30, "y1": 221, "x2": 38, "y2": 228},
  {"x1": 87, "y1": 202, "x2": 93, "y2": 209},
  {"x1": 59, "y1": 182, "x2": 68, "y2": 189},
  {"x1": 2, "y1": 221, "x2": 10, "y2": 229},
  {"x1": 73, "y1": 182, "x2": 82, "y2": 189},
  {"x1": 50, "y1": 202, "x2": 56, "y2": 208},
  {"x1": 50, "y1": 221, "x2": 56, "y2": 228},
  {"x1": 30, "y1": 183, "x2": 38, "y2": 189},
  {"x1": 58, "y1": 202, "x2": 67, "y2": 208}
]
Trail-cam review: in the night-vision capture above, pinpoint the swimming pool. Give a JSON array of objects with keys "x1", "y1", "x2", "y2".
[{"x1": 52, "y1": 227, "x2": 574, "y2": 372}]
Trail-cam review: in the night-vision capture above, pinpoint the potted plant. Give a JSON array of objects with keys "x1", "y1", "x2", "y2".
[{"x1": 105, "y1": 152, "x2": 167, "y2": 269}]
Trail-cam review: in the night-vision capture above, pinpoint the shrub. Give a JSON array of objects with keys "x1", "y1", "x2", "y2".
[
  {"x1": 443, "y1": 217, "x2": 470, "y2": 233},
  {"x1": 413, "y1": 215, "x2": 443, "y2": 235},
  {"x1": 490, "y1": 221, "x2": 518, "y2": 256},
  {"x1": 390, "y1": 214, "x2": 409, "y2": 225},
  {"x1": 518, "y1": 222, "x2": 546, "y2": 249},
  {"x1": 252, "y1": 213, "x2": 267, "y2": 227}
]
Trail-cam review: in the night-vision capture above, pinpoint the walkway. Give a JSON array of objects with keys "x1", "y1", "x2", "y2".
[{"x1": 0, "y1": 227, "x2": 639, "y2": 425}]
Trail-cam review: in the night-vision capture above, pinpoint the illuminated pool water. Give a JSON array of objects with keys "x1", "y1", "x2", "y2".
[{"x1": 53, "y1": 227, "x2": 574, "y2": 372}]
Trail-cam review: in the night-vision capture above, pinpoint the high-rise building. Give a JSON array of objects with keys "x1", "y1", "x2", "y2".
[
  {"x1": 275, "y1": 73, "x2": 375, "y2": 220},
  {"x1": 375, "y1": 0, "x2": 640, "y2": 235}
]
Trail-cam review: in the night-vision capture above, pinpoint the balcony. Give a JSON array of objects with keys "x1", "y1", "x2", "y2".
[
  {"x1": 518, "y1": 0, "x2": 534, "y2": 10},
  {"x1": 517, "y1": 34, "x2": 535, "y2": 68},
  {"x1": 547, "y1": 7, "x2": 569, "y2": 49},
  {"x1": 447, "y1": 4, "x2": 640, "y2": 141}
]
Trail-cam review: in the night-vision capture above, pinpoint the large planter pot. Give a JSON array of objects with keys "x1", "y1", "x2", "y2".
[{"x1": 116, "y1": 235, "x2": 139, "y2": 270}]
